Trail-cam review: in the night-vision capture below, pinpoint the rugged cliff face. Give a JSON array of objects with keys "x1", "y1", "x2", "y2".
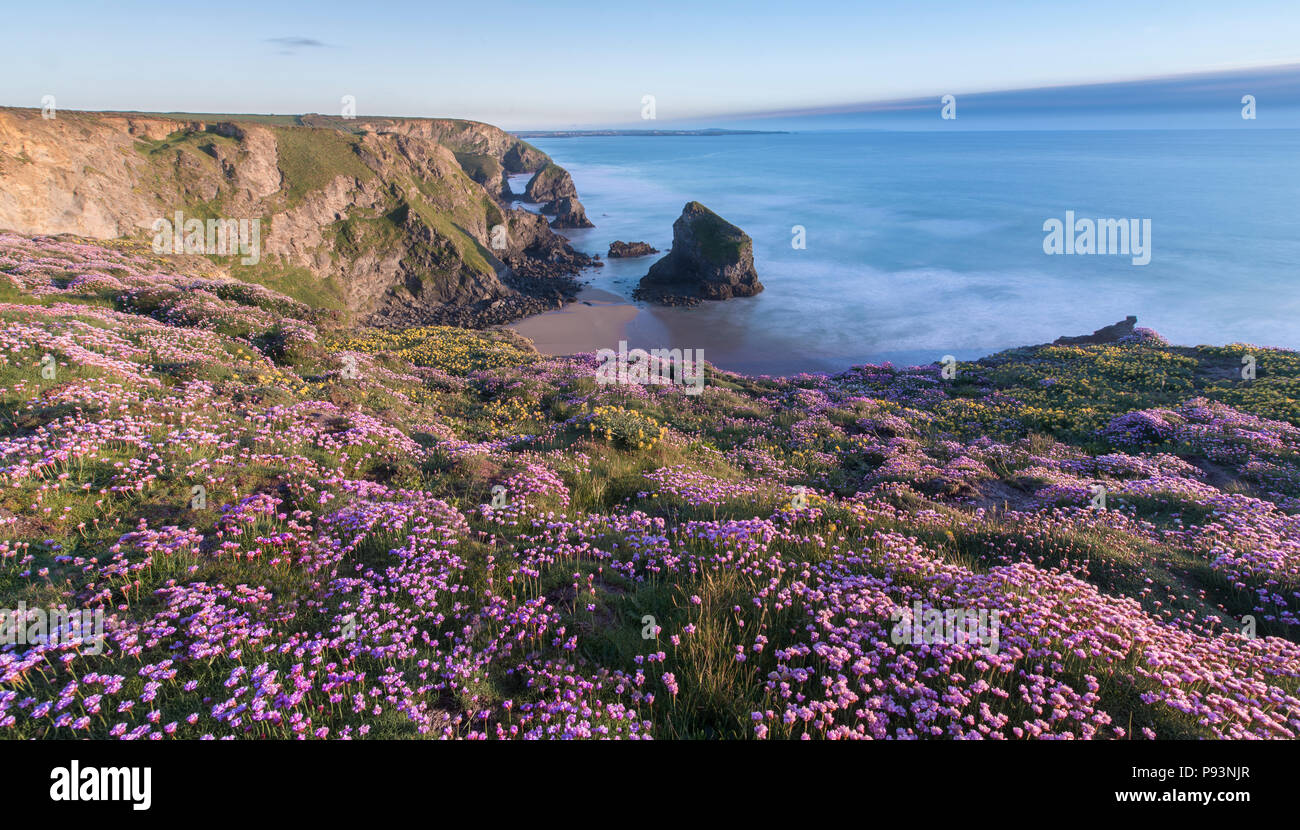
[{"x1": 0, "y1": 108, "x2": 595, "y2": 327}]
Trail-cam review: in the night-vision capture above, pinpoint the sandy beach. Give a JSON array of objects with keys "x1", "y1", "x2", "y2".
[
  {"x1": 507, "y1": 287, "x2": 639, "y2": 356},
  {"x1": 508, "y1": 285, "x2": 907, "y2": 376}
]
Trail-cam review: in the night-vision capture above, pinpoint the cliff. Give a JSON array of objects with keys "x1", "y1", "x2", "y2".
[{"x1": 0, "y1": 107, "x2": 594, "y2": 327}]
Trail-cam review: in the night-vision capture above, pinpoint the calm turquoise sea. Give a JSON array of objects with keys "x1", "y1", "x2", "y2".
[{"x1": 525, "y1": 130, "x2": 1300, "y2": 374}]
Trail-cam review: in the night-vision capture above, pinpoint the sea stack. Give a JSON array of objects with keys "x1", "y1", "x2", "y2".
[
  {"x1": 547, "y1": 196, "x2": 594, "y2": 228},
  {"x1": 524, "y1": 162, "x2": 579, "y2": 203},
  {"x1": 634, "y1": 202, "x2": 763, "y2": 306}
]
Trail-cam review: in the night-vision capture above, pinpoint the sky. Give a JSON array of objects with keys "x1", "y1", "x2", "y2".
[{"x1": 3, "y1": 0, "x2": 1299, "y2": 128}]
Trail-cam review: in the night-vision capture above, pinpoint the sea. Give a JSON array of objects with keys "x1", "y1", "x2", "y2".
[{"x1": 513, "y1": 129, "x2": 1300, "y2": 375}]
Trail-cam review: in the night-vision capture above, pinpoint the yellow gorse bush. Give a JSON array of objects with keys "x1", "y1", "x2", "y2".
[
  {"x1": 325, "y1": 326, "x2": 536, "y2": 375},
  {"x1": 586, "y1": 405, "x2": 668, "y2": 451}
]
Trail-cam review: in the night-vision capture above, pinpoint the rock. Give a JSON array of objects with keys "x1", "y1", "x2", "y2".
[
  {"x1": 1054, "y1": 316, "x2": 1138, "y2": 346},
  {"x1": 503, "y1": 141, "x2": 548, "y2": 173},
  {"x1": 498, "y1": 209, "x2": 601, "y2": 282},
  {"x1": 633, "y1": 201, "x2": 762, "y2": 305},
  {"x1": 546, "y1": 196, "x2": 593, "y2": 228},
  {"x1": 524, "y1": 162, "x2": 578, "y2": 203},
  {"x1": 524, "y1": 164, "x2": 591, "y2": 229},
  {"x1": 607, "y1": 240, "x2": 658, "y2": 258}
]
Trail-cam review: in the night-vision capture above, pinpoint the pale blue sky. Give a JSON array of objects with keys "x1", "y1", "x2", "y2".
[{"x1": 3, "y1": 0, "x2": 1299, "y2": 127}]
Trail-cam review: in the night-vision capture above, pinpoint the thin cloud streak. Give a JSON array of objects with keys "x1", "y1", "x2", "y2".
[
  {"x1": 708, "y1": 63, "x2": 1300, "y2": 123},
  {"x1": 265, "y1": 36, "x2": 332, "y2": 53}
]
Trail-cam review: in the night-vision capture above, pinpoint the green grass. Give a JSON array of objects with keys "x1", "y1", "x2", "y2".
[
  {"x1": 271, "y1": 126, "x2": 375, "y2": 207},
  {"x1": 453, "y1": 152, "x2": 503, "y2": 185},
  {"x1": 405, "y1": 199, "x2": 496, "y2": 278},
  {"x1": 683, "y1": 201, "x2": 748, "y2": 265},
  {"x1": 227, "y1": 262, "x2": 349, "y2": 314}
]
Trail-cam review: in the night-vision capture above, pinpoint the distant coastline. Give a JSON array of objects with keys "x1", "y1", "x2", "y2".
[{"x1": 513, "y1": 128, "x2": 788, "y2": 138}]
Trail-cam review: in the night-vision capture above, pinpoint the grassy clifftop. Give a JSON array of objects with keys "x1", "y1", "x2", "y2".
[{"x1": 1, "y1": 233, "x2": 1297, "y2": 739}]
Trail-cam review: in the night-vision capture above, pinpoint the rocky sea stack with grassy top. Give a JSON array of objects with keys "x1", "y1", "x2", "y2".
[
  {"x1": 523, "y1": 162, "x2": 578, "y2": 204},
  {"x1": 634, "y1": 201, "x2": 763, "y2": 306}
]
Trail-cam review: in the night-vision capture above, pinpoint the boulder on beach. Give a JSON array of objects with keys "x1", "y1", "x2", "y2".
[
  {"x1": 633, "y1": 201, "x2": 763, "y2": 306},
  {"x1": 607, "y1": 240, "x2": 658, "y2": 258}
]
